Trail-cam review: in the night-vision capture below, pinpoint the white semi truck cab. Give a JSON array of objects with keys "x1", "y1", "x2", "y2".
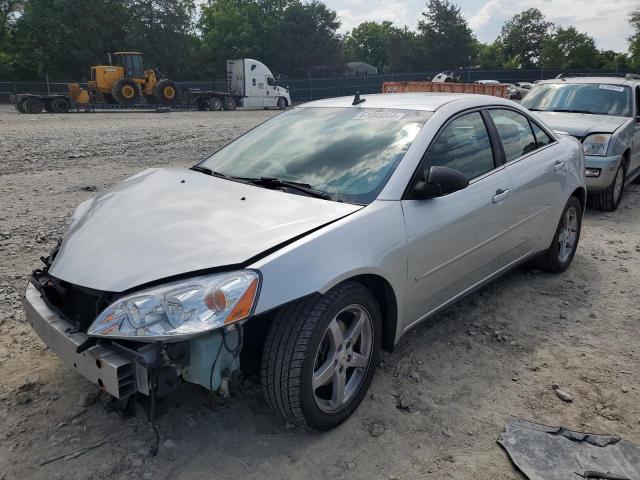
[
  {"x1": 227, "y1": 59, "x2": 291, "y2": 109},
  {"x1": 187, "y1": 59, "x2": 291, "y2": 111}
]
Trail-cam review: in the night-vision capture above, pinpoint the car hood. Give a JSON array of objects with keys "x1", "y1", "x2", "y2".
[
  {"x1": 49, "y1": 168, "x2": 362, "y2": 292},
  {"x1": 534, "y1": 111, "x2": 629, "y2": 138}
]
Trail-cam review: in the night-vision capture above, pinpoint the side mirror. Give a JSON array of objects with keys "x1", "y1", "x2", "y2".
[{"x1": 410, "y1": 166, "x2": 469, "y2": 199}]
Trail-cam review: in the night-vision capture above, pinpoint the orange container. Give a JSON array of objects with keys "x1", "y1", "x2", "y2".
[{"x1": 382, "y1": 81, "x2": 508, "y2": 98}]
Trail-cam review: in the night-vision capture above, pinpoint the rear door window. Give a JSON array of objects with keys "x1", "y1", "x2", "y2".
[{"x1": 489, "y1": 109, "x2": 538, "y2": 162}]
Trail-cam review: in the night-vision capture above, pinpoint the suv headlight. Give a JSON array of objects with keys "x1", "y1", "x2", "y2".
[
  {"x1": 582, "y1": 134, "x2": 611, "y2": 156},
  {"x1": 88, "y1": 270, "x2": 259, "y2": 341}
]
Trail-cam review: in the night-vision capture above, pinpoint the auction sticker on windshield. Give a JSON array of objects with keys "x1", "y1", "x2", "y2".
[
  {"x1": 599, "y1": 84, "x2": 625, "y2": 92},
  {"x1": 353, "y1": 111, "x2": 406, "y2": 120}
]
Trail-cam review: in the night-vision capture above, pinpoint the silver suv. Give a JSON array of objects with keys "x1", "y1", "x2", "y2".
[{"x1": 521, "y1": 75, "x2": 640, "y2": 211}]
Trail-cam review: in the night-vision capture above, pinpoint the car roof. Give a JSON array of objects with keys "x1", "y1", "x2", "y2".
[
  {"x1": 537, "y1": 76, "x2": 640, "y2": 87},
  {"x1": 298, "y1": 93, "x2": 515, "y2": 112}
]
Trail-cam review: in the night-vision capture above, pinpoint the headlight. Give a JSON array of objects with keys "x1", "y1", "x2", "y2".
[
  {"x1": 88, "y1": 270, "x2": 259, "y2": 341},
  {"x1": 582, "y1": 134, "x2": 611, "y2": 156}
]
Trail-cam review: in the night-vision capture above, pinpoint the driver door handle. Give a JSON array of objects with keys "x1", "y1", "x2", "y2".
[
  {"x1": 554, "y1": 160, "x2": 566, "y2": 172},
  {"x1": 492, "y1": 188, "x2": 510, "y2": 203}
]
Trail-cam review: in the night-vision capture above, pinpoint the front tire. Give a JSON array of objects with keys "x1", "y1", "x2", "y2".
[
  {"x1": 222, "y1": 96, "x2": 236, "y2": 111},
  {"x1": 154, "y1": 79, "x2": 180, "y2": 105},
  {"x1": 588, "y1": 162, "x2": 625, "y2": 211},
  {"x1": 533, "y1": 196, "x2": 582, "y2": 273},
  {"x1": 261, "y1": 281, "x2": 381, "y2": 431},
  {"x1": 277, "y1": 97, "x2": 288, "y2": 110}
]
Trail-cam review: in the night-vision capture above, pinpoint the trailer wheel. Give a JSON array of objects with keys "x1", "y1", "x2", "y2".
[
  {"x1": 24, "y1": 97, "x2": 44, "y2": 114},
  {"x1": 51, "y1": 97, "x2": 71, "y2": 114},
  {"x1": 209, "y1": 97, "x2": 223, "y2": 111},
  {"x1": 112, "y1": 78, "x2": 140, "y2": 105},
  {"x1": 223, "y1": 97, "x2": 236, "y2": 111},
  {"x1": 16, "y1": 100, "x2": 27, "y2": 113},
  {"x1": 196, "y1": 98, "x2": 209, "y2": 111}
]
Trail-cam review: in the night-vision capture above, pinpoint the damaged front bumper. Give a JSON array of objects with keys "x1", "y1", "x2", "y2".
[
  {"x1": 23, "y1": 283, "x2": 145, "y2": 398},
  {"x1": 23, "y1": 282, "x2": 241, "y2": 399}
]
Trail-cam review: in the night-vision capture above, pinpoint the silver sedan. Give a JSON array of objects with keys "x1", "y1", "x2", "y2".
[{"x1": 23, "y1": 93, "x2": 585, "y2": 430}]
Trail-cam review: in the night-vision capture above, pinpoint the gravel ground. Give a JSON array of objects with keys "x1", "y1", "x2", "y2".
[{"x1": 0, "y1": 104, "x2": 638, "y2": 480}]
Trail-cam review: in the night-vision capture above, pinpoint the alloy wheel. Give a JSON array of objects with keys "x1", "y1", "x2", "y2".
[
  {"x1": 312, "y1": 305, "x2": 373, "y2": 413},
  {"x1": 557, "y1": 206, "x2": 579, "y2": 263}
]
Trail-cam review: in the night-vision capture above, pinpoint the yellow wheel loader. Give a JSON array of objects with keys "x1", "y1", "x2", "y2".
[
  {"x1": 87, "y1": 51, "x2": 179, "y2": 105},
  {"x1": 13, "y1": 51, "x2": 180, "y2": 113}
]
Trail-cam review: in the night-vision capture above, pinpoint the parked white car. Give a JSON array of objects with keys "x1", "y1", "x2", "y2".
[{"x1": 24, "y1": 93, "x2": 585, "y2": 430}]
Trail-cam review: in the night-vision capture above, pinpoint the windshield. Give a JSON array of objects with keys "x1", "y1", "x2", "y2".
[
  {"x1": 198, "y1": 107, "x2": 432, "y2": 204},
  {"x1": 521, "y1": 83, "x2": 633, "y2": 117}
]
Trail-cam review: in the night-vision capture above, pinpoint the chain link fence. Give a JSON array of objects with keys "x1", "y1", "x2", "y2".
[{"x1": 1, "y1": 69, "x2": 636, "y2": 104}]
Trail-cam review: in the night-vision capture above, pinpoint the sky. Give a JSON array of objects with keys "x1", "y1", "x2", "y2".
[{"x1": 323, "y1": 0, "x2": 636, "y2": 52}]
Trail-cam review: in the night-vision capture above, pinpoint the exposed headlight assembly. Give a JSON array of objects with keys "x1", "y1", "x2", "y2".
[
  {"x1": 582, "y1": 134, "x2": 611, "y2": 156},
  {"x1": 88, "y1": 270, "x2": 259, "y2": 341}
]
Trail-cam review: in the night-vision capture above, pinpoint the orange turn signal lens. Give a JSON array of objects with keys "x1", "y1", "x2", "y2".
[{"x1": 225, "y1": 278, "x2": 259, "y2": 324}]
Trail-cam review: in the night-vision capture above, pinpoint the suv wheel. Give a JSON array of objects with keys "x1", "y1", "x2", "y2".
[
  {"x1": 261, "y1": 281, "x2": 381, "y2": 430},
  {"x1": 588, "y1": 162, "x2": 625, "y2": 211}
]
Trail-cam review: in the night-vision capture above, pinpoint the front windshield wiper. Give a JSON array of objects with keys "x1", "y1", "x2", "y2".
[
  {"x1": 548, "y1": 108, "x2": 595, "y2": 114},
  {"x1": 239, "y1": 176, "x2": 334, "y2": 201},
  {"x1": 190, "y1": 166, "x2": 253, "y2": 185}
]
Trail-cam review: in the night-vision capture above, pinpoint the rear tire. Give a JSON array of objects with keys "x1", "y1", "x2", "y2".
[
  {"x1": 24, "y1": 97, "x2": 44, "y2": 114},
  {"x1": 533, "y1": 196, "x2": 582, "y2": 273},
  {"x1": 587, "y1": 162, "x2": 625, "y2": 211},
  {"x1": 209, "y1": 97, "x2": 223, "y2": 111},
  {"x1": 222, "y1": 96, "x2": 236, "y2": 111},
  {"x1": 154, "y1": 79, "x2": 180, "y2": 105},
  {"x1": 112, "y1": 78, "x2": 139, "y2": 105},
  {"x1": 51, "y1": 97, "x2": 71, "y2": 114},
  {"x1": 261, "y1": 281, "x2": 381, "y2": 431}
]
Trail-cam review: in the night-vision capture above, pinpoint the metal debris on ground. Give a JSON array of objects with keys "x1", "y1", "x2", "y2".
[{"x1": 498, "y1": 417, "x2": 640, "y2": 480}]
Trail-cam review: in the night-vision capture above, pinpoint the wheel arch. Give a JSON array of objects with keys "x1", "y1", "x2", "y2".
[
  {"x1": 570, "y1": 186, "x2": 586, "y2": 212},
  {"x1": 343, "y1": 274, "x2": 398, "y2": 352},
  {"x1": 622, "y1": 148, "x2": 631, "y2": 171}
]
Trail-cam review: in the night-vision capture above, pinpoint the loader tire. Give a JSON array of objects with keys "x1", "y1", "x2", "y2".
[
  {"x1": 112, "y1": 78, "x2": 139, "y2": 105},
  {"x1": 51, "y1": 97, "x2": 71, "y2": 114},
  {"x1": 154, "y1": 79, "x2": 179, "y2": 105}
]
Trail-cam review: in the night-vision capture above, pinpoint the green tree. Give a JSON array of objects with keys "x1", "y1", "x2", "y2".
[
  {"x1": 123, "y1": 0, "x2": 198, "y2": 78},
  {"x1": 475, "y1": 40, "x2": 504, "y2": 69},
  {"x1": 417, "y1": 0, "x2": 476, "y2": 70},
  {"x1": 540, "y1": 26, "x2": 598, "y2": 69},
  {"x1": 629, "y1": 8, "x2": 640, "y2": 68},
  {"x1": 345, "y1": 21, "x2": 394, "y2": 70},
  {"x1": 13, "y1": 0, "x2": 128, "y2": 79},
  {"x1": 345, "y1": 21, "x2": 420, "y2": 72},
  {"x1": 0, "y1": 1, "x2": 22, "y2": 76},
  {"x1": 499, "y1": 8, "x2": 552, "y2": 68},
  {"x1": 199, "y1": 0, "x2": 342, "y2": 77}
]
